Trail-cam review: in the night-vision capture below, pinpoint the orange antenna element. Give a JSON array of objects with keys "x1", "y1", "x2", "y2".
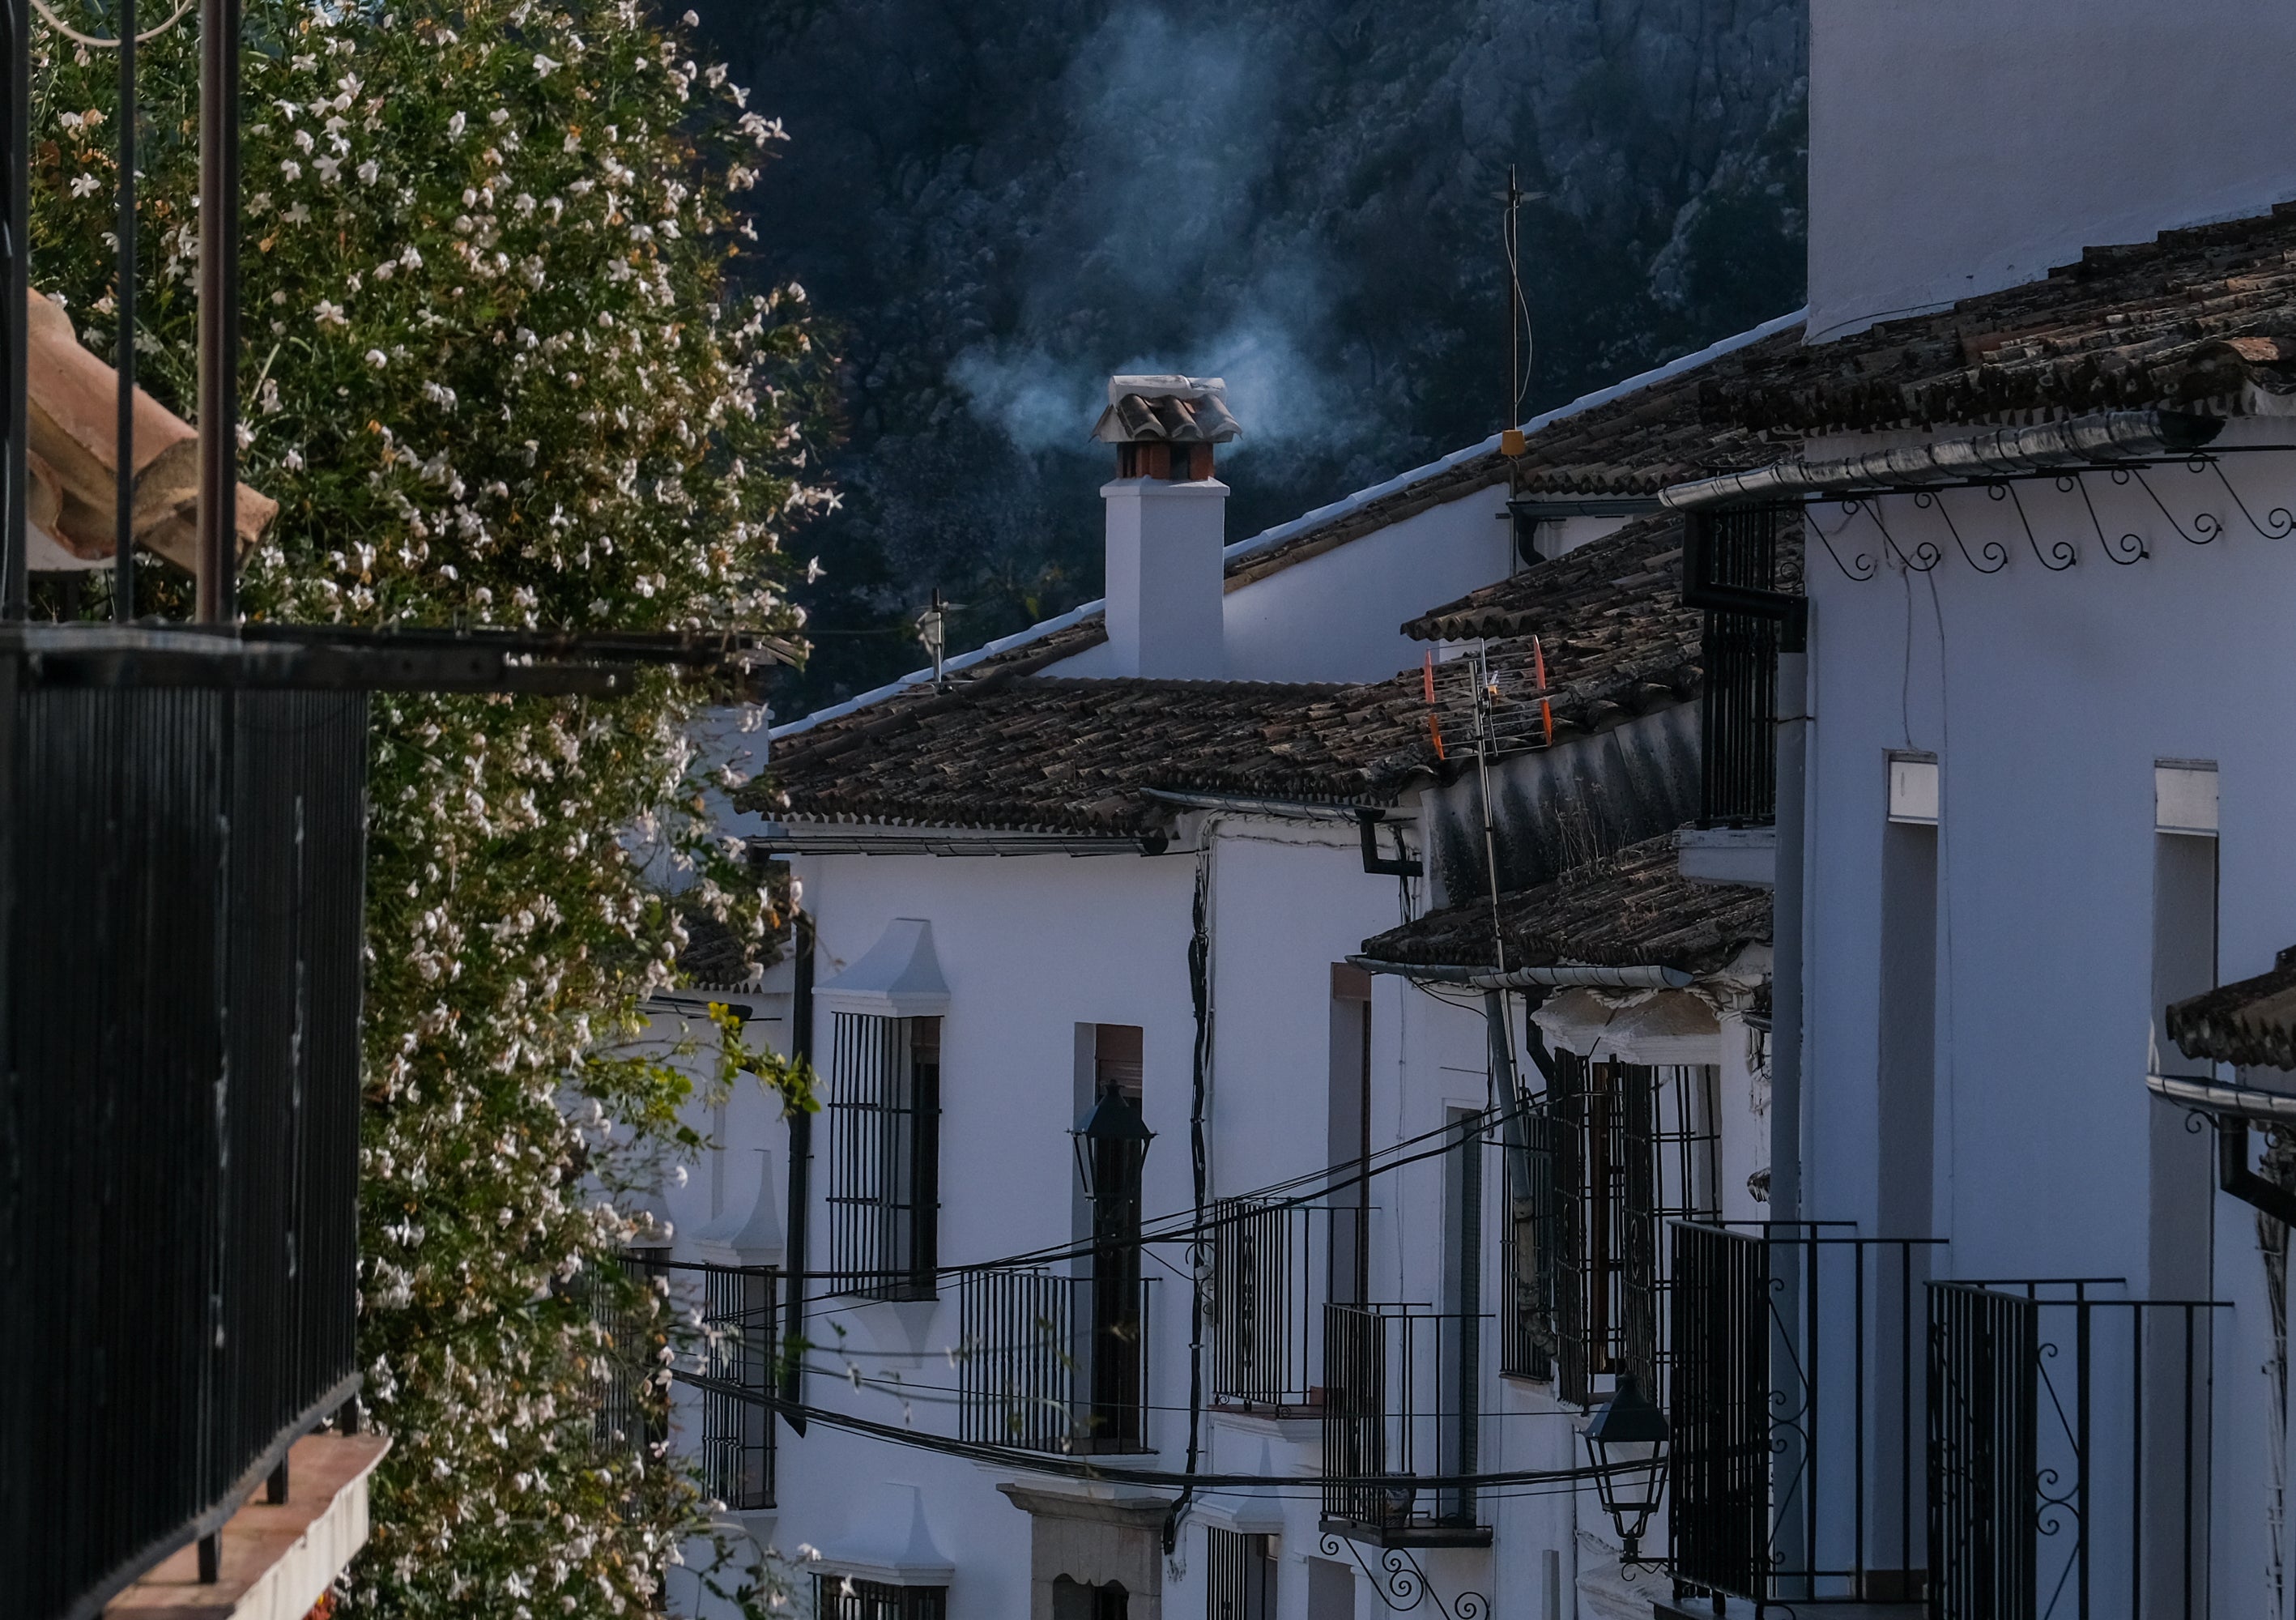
[
  {"x1": 1533, "y1": 636, "x2": 1553, "y2": 744},
  {"x1": 1423, "y1": 650, "x2": 1446, "y2": 761}
]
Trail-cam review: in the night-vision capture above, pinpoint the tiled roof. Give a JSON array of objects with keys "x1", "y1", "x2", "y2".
[
  {"x1": 1709, "y1": 205, "x2": 2296, "y2": 434},
  {"x1": 1400, "y1": 511, "x2": 1693, "y2": 646},
  {"x1": 1359, "y1": 833, "x2": 1770, "y2": 975},
  {"x1": 2167, "y1": 946, "x2": 2296, "y2": 1072},
  {"x1": 1227, "y1": 325, "x2": 1804, "y2": 590},
  {"x1": 752, "y1": 676, "x2": 1437, "y2": 835},
  {"x1": 752, "y1": 520, "x2": 1711, "y2": 835}
]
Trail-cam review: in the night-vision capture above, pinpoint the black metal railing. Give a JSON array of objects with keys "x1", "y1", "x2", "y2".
[
  {"x1": 956, "y1": 1266, "x2": 1154, "y2": 1454},
  {"x1": 1668, "y1": 1222, "x2": 1941, "y2": 1607},
  {"x1": 1, "y1": 676, "x2": 369, "y2": 1620},
  {"x1": 1208, "y1": 1196, "x2": 1363, "y2": 1411},
  {"x1": 594, "y1": 1251, "x2": 668, "y2": 1462},
  {"x1": 1683, "y1": 504, "x2": 1802, "y2": 827},
  {"x1": 1320, "y1": 1302, "x2": 1490, "y2": 1546},
  {"x1": 1206, "y1": 1525, "x2": 1276, "y2": 1619},
  {"x1": 649, "y1": 1258, "x2": 779, "y2": 1511},
  {"x1": 1929, "y1": 1281, "x2": 2220, "y2": 1620}
]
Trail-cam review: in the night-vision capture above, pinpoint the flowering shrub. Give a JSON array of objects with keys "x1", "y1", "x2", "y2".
[{"x1": 33, "y1": 1, "x2": 828, "y2": 1612}]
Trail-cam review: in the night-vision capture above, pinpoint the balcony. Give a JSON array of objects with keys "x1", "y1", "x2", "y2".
[
  {"x1": 1320, "y1": 1302, "x2": 1491, "y2": 1549},
  {"x1": 1208, "y1": 1196, "x2": 1365, "y2": 1413},
  {"x1": 956, "y1": 1266, "x2": 1155, "y2": 1455},
  {"x1": 1, "y1": 665, "x2": 371, "y2": 1620},
  {"x1": 1667, "y1": 1222, "x2": 2216, "y2": 1617}
]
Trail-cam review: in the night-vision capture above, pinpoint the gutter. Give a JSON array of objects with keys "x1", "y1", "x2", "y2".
[
  {"x1": 1659, "y1": 409, "x2": 2225, "y2": 511},
  {"x1": 1348, "y1": 955, "x2": 1693, "y2": 991},
  {"x1": 750, "y1": 825, "x2": 1169, "y2": 858},
  {"x1": 2145, "y1": 1071, "x2": 2296, "y2": 1226}
]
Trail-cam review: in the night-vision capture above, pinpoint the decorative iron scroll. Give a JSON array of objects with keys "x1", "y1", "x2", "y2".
[
  {"x1": 1797, "y1": 451, "x2": 2296, "y2": 579},
  {"x1": 1315, "y1": 1533, "x2": 1489, "y2": 1620}
]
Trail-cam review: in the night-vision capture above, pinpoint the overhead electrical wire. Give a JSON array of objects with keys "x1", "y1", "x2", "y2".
[{"x1": 671, "y1": 1370, "x2": 1631, "y2": 1497}]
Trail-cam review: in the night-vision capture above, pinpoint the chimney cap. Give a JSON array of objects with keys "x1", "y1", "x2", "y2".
[{"x1": 1091, "y1": 374, "x2": 1242, "y2": 446}]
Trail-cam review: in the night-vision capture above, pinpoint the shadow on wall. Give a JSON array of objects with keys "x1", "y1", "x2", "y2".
[{"x1": 1425, "y1": 705, "x2": 1701, "y2": 901}]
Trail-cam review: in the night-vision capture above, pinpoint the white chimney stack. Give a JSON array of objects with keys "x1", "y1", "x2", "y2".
[{"x1": 1091, "y1": 375, "x2": 1242, "y2": 680}]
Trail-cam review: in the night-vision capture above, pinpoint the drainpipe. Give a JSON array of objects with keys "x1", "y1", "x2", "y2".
[
  {"x1": 1771, "y1": 636, "x2": 1808, "y2": 1227},
  {"x1": 778, "y1": 908, "x2": 815, "y2": 1435},
  {"x1": 1769, "y1": 625, "x2": 1812, "y2": 1596}
]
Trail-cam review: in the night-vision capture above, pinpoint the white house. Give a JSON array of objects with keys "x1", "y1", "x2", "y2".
[
  {"x1": 632, "y1": 317, "x2": 1804, "y2": 1620},
  {"x1": 640, "y1": 13, "x2": 2296, "y2": 1617}
]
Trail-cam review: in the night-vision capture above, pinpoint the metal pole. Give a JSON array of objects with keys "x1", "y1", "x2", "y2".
[
  {"x1": 194, "y1": 0, "x2": 237, "y2": 623},
  {"x1": 113, "y1": 0, "x2": 134, "y2": 620},
  {"x1": 1769, "y1": 637, "x2": 1811, "y2": 1596},
  {"x1": 2, "y1": 0, "x2": 29, "y2": 617}
]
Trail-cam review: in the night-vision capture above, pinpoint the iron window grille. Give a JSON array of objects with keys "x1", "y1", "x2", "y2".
[
  {"x1": 1504, "y1": 1058, "x2": 1719, "y2": 1405},
  {"x1": 956, "y1": 1264, "x2": 1154, "y2": 1454},
  {"x1": 646, "y1": 1258, "x2": 777, "y2": 1511},
  {"x1": 1205, "y1": 1526, "x2": 1276, "y2": 1619},
  {"x1": 1683, "y1": 503, "x2": 1804, "y2": 828},
  {"x1": 813, "y1": 1576, "x2": 948, "y2": 1620},
  {"x1": 592, "y1": 1251, "x2": 669, "y2": 1462},
  {"x1": 827, "y1": 1013, "x2": 941, "y2": 1301}
]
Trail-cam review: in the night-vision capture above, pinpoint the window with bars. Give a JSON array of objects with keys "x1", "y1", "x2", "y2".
[
  {"x1": 1206, "y1": 1527, "x2": 1276, "y2": 1619},
  {"x1": 813, "y1": 1576, "x2": 948, "y2": 1620},
  {"x1": 827, "y1": 1013, "x2": 941, "y2": 1301},
  {"x1": 1503, "y1": 1057, "x2": 1719, "y2": 1405},
  {"x1": 696, "y1": 1263, "x2": 776, "y2": 1511}
]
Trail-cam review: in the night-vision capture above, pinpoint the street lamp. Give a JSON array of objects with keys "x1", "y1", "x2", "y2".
[
  {"x1": 1582, "y1": 1373, "x2": 1670, "y2": 1562},
  {"x1": 1071, "y1": 1088, "x2": 1154, "y2": 1204}
]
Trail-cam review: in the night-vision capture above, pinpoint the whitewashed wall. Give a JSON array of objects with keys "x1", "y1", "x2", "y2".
[
  {"x1": 1808, "y1": 0, "x2": 2296, "y2": 340},
  {"x1": 1046, "y1": 484, "x2": 1515, "y2": 686},
  {"x1": 1800, "y1": 424, "x2": 2296, "y2": 1612}
]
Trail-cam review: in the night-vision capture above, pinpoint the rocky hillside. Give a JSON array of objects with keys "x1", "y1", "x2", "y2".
[{"x1": 710, "y1": 0, "x2": 1808, "y2": 709}]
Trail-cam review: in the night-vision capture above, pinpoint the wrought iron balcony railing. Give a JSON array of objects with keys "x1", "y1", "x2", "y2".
[
  {"x1": 1667, "y1": 1221, "x2": 2218, "y2": 1618},
  {"x1": 1320, "y1": 1302, "x2": 1491, "y2": 1548},
  {"x1": 956, "y1": 1265, "x2": 1154, "y2": 1455},
  {"x1": 1670, "y1": 1222, "x2": 1949, "y2": 1607},
  {"x1": 1208, "y1": 1196, "x2": 1365, "y2": 1412},
  {"x1": 1929, "y1": 1281, "x2": 2219, "y2": 1620},
  {"x1": 632, "y1": 1258, "x2": 779, "y2": 1512},
  {"x1": 0, "y1": 669, "x2": 369, "y2": 1620}
]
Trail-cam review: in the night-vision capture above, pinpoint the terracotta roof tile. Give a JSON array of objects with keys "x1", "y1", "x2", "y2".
[
  {"x1": 1359, "y1": 833, "x2": 1770, "y2": 974},
  {"x1": 752, "y1": 522, "x2": 1710, "y2": 834},
  {"x1": 2167, "y1": 946, "x2": 2296, "y2": 1072},
  {"x1": 1710, "y1": 205, "x2": 2296, "y2": 433}
]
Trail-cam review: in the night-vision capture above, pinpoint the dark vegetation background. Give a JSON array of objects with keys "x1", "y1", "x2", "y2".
[{"x1": 707, "y1": 0, "x2": 1809, "y2": 710}]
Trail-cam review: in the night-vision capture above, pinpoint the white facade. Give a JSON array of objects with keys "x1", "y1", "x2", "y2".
[
  {"x1": 1808, "y1": 0, "x2": 2296, "y2": 339},
  {"x1": 1788, "y1": 421, "x2": 2296, "y2": 1611}
]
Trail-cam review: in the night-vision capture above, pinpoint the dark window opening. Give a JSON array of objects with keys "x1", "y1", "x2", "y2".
[
  {"x1": 827, "y1": 1013, "x2": 941, "y2": 1301},
  {"x1": 814, "y1": 1576, "x2": 948, "y2": 1620}
]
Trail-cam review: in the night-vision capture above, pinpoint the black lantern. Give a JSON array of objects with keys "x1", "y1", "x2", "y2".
[
  {"x1": 1582, "y1": 1374, "x2": 1670, "y2": 1561},
  {"x1": 1071, "y1": 1088, "x2": 1154, "y2": 1204}
]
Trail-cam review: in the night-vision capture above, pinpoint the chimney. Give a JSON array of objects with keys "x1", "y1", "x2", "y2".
[{"x1": 1091, "y1": 375, "x2": 1242, "y2": 680}]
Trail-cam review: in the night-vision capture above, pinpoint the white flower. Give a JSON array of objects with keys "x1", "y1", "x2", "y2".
[
  {"x1": 364, "y1": 348, "x2": 389, "y2": 368},
  {"x1": 282, "y1": 448, "x2": 305, "y2": 471},
  {"x1": 446, "y1": 110, "x2": 466, "y2": 140},
  {"x1": 356, "y1": 159, "x2": 379, "y2": 185},
  {"x1": 562, "y1": 133, "x2": 581, "y2": 154},
  {"x1": 313, "y1": 155, "x2": 342, "y2": 185},
  {"x1": 283, "y1": 202, "x2": 311, "y2": 224},
  {"x1": 292, "y1": 53, "x2": 317, "y2": 71},
  {"x1": 531, "y1": 53, "x2": 560, "y2": 76},
  {"x1": 279, "y1": 159, "x2": 303, "y2": 181},
  {"x1": 247, "y1": 191, "x2": 272, "y2": 215},
  {"x1": 373, "y1": 262, "x2": 395, "y2": 281},
  {"x1": 314, "y1": 300, "x2": 347, "y2": 327},
  {"x1": 68, "y1": 173, "x2": 100, "y2": 198},
  {"x1": 293, "y1": 127, "x2": 316, "y2": 154},
  {"x1": 490, "y1": 108, "x2": 511, "y2": 126}
]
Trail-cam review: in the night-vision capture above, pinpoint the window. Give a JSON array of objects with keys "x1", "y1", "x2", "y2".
[
  {"x1": 814, "y1": 1576, "x2": 947, "y2": 1620},
  {"x1": 696, "y1": 1262, "x2": 776, "y2": 1510},
  {"x1": 828, "y1": 1013, "x2": 940, "y2": 1300},
  {"x1": 1506, "y1": 1058, "x2": 1718, "y2": 1405},
  {"x1": 1206, "y1": 1528, "x2": 1275, "y2": 1619},
  {"x1": 1053, "y1": 1578, "x2": 1130, "y2": 1619}
]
